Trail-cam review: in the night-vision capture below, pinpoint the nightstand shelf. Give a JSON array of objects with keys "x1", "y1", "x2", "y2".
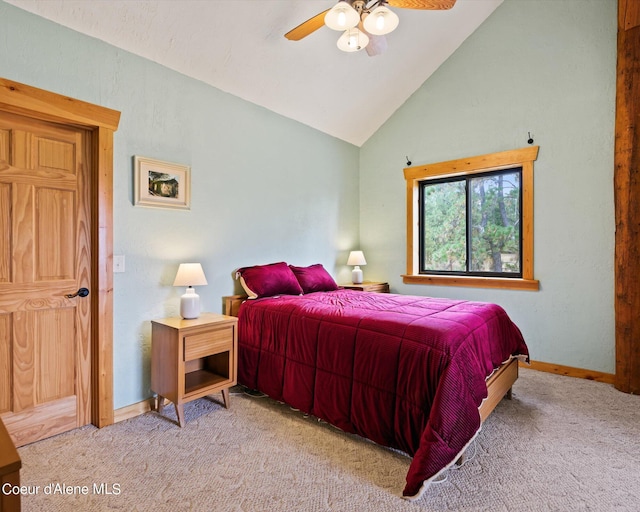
[
  {"x1": 185, "y1": 370, "x2": 228, "y2": 397},
  {"x1": 151, "y1": 313, "x2": 238, "y2": 427}
]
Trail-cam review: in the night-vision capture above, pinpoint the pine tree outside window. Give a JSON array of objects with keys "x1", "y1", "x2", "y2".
[
  {"x1": 420, "y1": 169, "x2": 522, "y2": 277},
  {"x1": 403, "y1": 147, "x2": 539, "y2": 291}
]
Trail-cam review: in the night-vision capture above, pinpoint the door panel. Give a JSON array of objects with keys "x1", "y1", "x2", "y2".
[
  {"x1": 12, "y1": 308, "x2": 76, "y2": 408},
  {"x1": 36, "y1": 137, "x2": 75, "y2": 173},
  {"x1": 0, "y1": 111, "x2": 91, "y2": 446},
  {"x1": 0, "y1": 183, "x2": 9, "y2": 282},
  {"x1": 0, "y1": 128, "x2": 9, "y2": 161},
  {"x1": 12, "y1": 182, "x2": 34, "y2": 283},
  {"x1": 35, "y1": 308, "x2": 76, "y2": 403},
  {"x1": 36, "y1": 187, "x2": 75, "y2": 281}
]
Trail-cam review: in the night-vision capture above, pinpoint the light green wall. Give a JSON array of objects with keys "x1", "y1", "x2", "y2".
[
  {"x1": 0, "y1": 2, "x2": 360, "y2": 408},
  {"x1": 360, "y1": 0, "x2": 617, "y2": 373},
  {"x1": 0, "y1": 0, "x2": 618, "y2": 411}
]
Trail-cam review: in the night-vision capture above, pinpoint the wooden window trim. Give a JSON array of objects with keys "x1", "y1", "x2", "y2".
[{"x1": 403, "y1": 146, "x2": 540, "y2": 291}]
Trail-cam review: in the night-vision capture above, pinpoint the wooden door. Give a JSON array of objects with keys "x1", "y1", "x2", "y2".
[{"x1": 0, "y1": 111, "x2": 92, "y2": 447}]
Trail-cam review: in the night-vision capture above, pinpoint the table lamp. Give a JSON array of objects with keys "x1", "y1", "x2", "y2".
[
  {"x1": 173, "y1": 263, "x2": 208, "y2": 319},
  {"x1": 347, "y1": 250, "x2": 367, "y2": 284}
]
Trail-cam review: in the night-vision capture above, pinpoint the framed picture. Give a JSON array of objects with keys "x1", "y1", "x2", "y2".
[{"x1": 133, "y1": 156, "x2": 191, "y2": 210}]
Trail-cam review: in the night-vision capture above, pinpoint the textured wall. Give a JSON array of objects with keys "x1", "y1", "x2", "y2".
[
  {"x1": 0, "y1": 3, "x2": 360, "y2": 408},
  {"x1": 360, "y1": 0, "x2": 617, "y2": 373},
  {"x1": 0, "y1": 0, "x2": 618, "y2": 411}
]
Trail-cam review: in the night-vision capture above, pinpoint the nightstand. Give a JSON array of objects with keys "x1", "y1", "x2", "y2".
[
  {"x1": 151, "y1": 313, "x2": 238, "y2": 427},
  {"x1": 340, "y1": 281, "x2": 390, "y2": 293}
]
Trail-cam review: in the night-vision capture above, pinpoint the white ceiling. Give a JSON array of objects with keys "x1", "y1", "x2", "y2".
[{"x1": 6, "y1": 0, "x2": 503, "y2": 146}]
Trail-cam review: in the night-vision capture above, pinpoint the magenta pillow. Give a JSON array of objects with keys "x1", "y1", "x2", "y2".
[
  {"x1": 236, "y1": 262, "x2": 303, "y2": 299},
  {"x1": 289, "y1": 264, "x2": 338, "y2": 294}
]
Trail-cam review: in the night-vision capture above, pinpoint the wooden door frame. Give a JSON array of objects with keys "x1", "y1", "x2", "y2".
[{"x1": 0, "y1": 77, "x2": 120, "y2": 427}]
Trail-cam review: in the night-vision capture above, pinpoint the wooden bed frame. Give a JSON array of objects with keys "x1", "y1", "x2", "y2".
[{"x1": 222, "y1": 294, "x2": 518, "y2": 424}]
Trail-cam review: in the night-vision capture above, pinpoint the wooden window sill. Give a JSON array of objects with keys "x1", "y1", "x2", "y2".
[{"x1": 402, "y1": 274, "x2": 540, "y2": 291}]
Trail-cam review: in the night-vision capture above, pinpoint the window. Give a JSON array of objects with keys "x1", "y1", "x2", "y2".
[
  {"x1": 420, "y1": 168, "x2": 522, "y2": 276},
  {"x1": 404, "y1": 147, "x2": 539, "y2": 290}
]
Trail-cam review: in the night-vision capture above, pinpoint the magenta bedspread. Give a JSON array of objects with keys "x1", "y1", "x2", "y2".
[{"x1": 236, "y1": 289, "x2": 528, "y2": 497}]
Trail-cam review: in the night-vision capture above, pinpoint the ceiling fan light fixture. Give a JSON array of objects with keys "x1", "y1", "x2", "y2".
[
  {"x1": 363, "y1": 4, "x2": 399, "y2": 36},
  {"x1": 325, "y1": 1, "x2": 360, "y2": 31},
  {"x1": 337, "y1": 27, "x2": 370, "y2": 52}
]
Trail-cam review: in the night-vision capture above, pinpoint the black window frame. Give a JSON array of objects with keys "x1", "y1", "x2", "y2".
[{"x1": 418, "y1": 166, "x2": 523, "y2": 279}]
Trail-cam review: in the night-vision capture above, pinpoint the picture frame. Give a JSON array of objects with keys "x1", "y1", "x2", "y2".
[{"x1": 133, "y1": 156, "x2": 191, "y2": 210}]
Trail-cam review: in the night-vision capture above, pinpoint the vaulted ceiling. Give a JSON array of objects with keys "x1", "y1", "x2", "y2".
[{"x1": 6, "y1": 0, "x2": 503, "y2": 146}]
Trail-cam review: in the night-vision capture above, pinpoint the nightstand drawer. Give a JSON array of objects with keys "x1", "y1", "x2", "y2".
[
  {"x1": 340, "y1": 281, "x2": 390, "y2": 293},
  {"x1": 363, "y1": 283, "x2": 389, "y2": 293},
  {"x1": 184, "y1": 327, "x2": 233, "y2": 361}
]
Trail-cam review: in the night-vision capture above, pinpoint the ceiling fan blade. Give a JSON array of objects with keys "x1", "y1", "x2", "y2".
[
  {"x1": 387, "y1": 0, "x2": 456, "y2": 10},
  {"x1": 284, "y1": 9, "x2": 330, "y2": 41}
]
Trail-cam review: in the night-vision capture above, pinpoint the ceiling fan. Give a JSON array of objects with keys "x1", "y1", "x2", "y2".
[{"x1": 284, "y1": 0, "x2": 457, "y2": 56}]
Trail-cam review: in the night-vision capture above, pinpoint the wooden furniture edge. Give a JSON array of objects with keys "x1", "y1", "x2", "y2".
[
  {"x1": 0, "y1": 417, "x2": 21, "y2": 512},
  {"x1": 223, "y1": 294, "x2": 248, "y2": 317},
  {"x1": 479, "y1": 358, "x2": 519, "y2": 422}
]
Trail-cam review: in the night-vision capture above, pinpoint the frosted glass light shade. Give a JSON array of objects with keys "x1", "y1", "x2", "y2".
[
  {"x1": 337, "y1": 28, "x2": 369, "y2": 52},
  {"x1": 363, "y1": 5, "x2": 399, "y2": 36},
  {"x1": 173, "y1": 263, "x2": 208, "y2": 319},
  {"x1": 325, "y1": 1, "x2": 360, "y2": 31}
]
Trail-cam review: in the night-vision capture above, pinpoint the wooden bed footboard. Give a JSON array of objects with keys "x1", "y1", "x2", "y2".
[
  {"x1": 478, "y1": 358, "x2": 518, "y2": 422},
  {"x1": 222, "y1": 294, "x2": 518, "y2": 424}
]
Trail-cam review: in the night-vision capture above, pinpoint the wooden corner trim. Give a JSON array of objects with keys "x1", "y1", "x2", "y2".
[
  {"x1": 521, "y1": 360, "x2": 615, "y2": 384},
  {"x1": 114, "y1": 398, "x2": 156, "y2": 424}
]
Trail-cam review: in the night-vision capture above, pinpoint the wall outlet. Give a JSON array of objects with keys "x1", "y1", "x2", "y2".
[{"x1": 113, "y1": 255, "x2": 125, "y2": 273}]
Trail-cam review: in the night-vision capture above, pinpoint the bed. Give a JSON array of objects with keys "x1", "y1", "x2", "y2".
[{"x1": 223, "y1": 262, "x2": 528, "y2": 499}]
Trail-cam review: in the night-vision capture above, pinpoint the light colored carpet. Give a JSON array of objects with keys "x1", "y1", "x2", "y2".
[{"x1": 16, "y1": 368, "x2": 640, "y2": 512}]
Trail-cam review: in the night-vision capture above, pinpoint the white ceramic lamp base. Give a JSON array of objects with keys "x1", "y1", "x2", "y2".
[
  {"x1": 180, "y1": 287, "x2": 201, "y2": 319},
  {"x1": 351, "y1": 266, "x2": 363, "y2": 284}
]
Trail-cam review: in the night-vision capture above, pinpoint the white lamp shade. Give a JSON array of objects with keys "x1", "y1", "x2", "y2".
[
  {"x1": 363, "y1": 5, "x2": 399, "y2": 36},
  {"x1": 173, "y1": 263, "x2": 207, "y2": 319},
  {"x1": 173, "y1": 263, "x2": 208, "y2": 287},
  {"x1": 325, "y1": 1, "x2": 360, "y2": 31},
  {"x1": 347, "y1": 251, "x2": 367, "y2": 266},
  {"x1": 337, "y1": 28, "x2": 369, "y2": 52}
]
